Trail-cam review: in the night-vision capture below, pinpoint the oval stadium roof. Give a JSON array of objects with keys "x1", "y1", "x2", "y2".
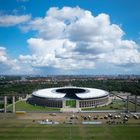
[{"x1": 32, "y1": 86, "x2": 109, "y2": 99}]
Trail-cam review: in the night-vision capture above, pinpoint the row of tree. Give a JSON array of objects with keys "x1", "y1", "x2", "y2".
[{"x1": 0, "y1": 79, "x2": 140, "y2": 95}]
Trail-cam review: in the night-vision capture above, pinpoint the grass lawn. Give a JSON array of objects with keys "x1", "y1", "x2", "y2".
[
  {"x1": 82, "y1": 99, "x2": 140, "y2": 111},
  {"x1": 6, "y1": 99, "x2": 140, "y2": 112},
  {"x1": 128, "y1": 102, "x2": 140, "y2": 112},
  {"x1": 82, "y1": 99, "x2": 125, "y2": 111},
  {"x1": 7, "y1": 101, "x2": 60, "y2": 112},
  {"x1": 0, "y1": 120, "x2": 140, "y2": 140}
]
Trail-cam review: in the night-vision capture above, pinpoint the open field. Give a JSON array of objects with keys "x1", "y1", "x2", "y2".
[
  {"x1": 82, "y1": 99, "x2": 140, "y2": 111},
  {"x1": 3, "y1": 94, "x2": 140, "y2": 140},
  {"x1": 0, "y1": 116, "x2": 140, "y2": 140}
]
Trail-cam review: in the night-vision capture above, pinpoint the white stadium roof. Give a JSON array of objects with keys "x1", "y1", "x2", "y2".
[
  {"x1": 32, "y1": 86, "x2": 109, "y2": 99},
  {"x1": 76, "y1": 88, "x2": 108, "y2": 99}
]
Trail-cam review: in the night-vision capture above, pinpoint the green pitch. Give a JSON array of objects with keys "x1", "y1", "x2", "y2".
[{"x1": 66, "y1": 100, "x2": 76, "y2": 107}]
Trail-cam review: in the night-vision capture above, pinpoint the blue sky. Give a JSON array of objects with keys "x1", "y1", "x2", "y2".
[{"x1": 0, "y1": 0, "x2": 140, "y2": 75}]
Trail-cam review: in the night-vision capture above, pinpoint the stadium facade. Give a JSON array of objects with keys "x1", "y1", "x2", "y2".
[{"x1": 28, "y1": 87, "x2": 109, "y2": 108}]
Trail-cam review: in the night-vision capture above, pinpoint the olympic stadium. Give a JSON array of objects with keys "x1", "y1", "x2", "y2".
[{"x1": 28, "y1": 86, "x2": 109, "y2": 108}]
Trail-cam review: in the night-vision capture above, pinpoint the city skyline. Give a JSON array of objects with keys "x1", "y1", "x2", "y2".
[{"x1": 0, "y1": 0, "x2": 140, "y2": 75}]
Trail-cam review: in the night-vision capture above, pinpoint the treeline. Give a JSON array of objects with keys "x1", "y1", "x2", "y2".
[
  {"x1": 0, "y1": 79, "x2": 140, "y2": 95},
  {"x1": 72, "y1": 80, "x2": 140, "y2": 95}
]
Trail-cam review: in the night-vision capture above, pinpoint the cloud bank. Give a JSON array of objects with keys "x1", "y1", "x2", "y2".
[
  {"x1": 19, "y1": 7, "x2": 140, "y2": 71},
  {"x1": 1, "y1": 6, "x2": 140, "y2": 74}
]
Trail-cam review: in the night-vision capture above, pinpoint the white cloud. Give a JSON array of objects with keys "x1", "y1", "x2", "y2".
[
  {"x1": 104, "y1": 48, "x2": 140, "y2": 66},
  {"x1": 0, "y1": 14, "x2": 31, "y2": 27},
  {"x1": 0, "y1": 47, "x2": 7, "y2": 62},
  {"x1": 19, "y1": 7, "x2": 140, "y2": 71},
  {"x1": 0, "y1": 47, "x2": 20, "y2": 72},
  {"x1": 18, "y1": 38, "x2": 95, "y2": 69}
]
